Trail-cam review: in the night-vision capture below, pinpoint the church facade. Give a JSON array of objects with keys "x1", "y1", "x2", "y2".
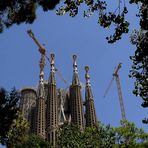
[{"x1": 20, "y1": 54, "x2": 97, "y2": 147}]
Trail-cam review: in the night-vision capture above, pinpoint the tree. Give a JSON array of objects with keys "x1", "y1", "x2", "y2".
[
  {"x1": 16, "y1": 134, "x2": 51, "y2": 148},
  {"x1": 58, "y1": 121, "x2": 148, "y2": 147},
  {"x1": 57, "y1": 123, "x2": 83, "y2": 148},
  {"x1": 114, "y1": 120, "x2": 148, "y2": 148},
  {"x1": 0, "y1": 0, "x2": 60, "y2": 33},
  {"x1": 6, "y1": 113, "x2": 29, "y2": 148},
  {"x1": 129, "y1": 0, "x2": 148, "y2": 123},
  {"x1": 0, "y1": 0, "x2": 129, "y2": 43},
  {"x1": 82, "y1": 122, "x2": 116, "y2": 148},
  {"x1": 57, "y1": 122, "x2": 116, "y2": 148},
  {"x1": 97, "y1": 122, "x2": 116, "y2": 148},
  {"x1": 56, "y1": 0, "x2": 129, "y2": 43},
  {"x1": 0, "y1": 87, "x2": 20, "y2": 145}
]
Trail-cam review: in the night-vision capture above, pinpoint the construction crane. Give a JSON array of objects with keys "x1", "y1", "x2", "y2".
[
  {"x1": 27, "y1": 29, "x2": 46, "y2": 84},
  {"x1": 27, "y1": 29, "x2": 69, "y2": 86},
  {"x1": 27, "y1": 30, "x2": 85, "y2": 91},
  {"x1": 27, "y1": 29, "x2": 46, "y2": 55},
  {"x1": 104, "y1": 63, "x2": 126, "y2": 120},
  {"x1": 27, "y1": 29, "x2": 70, "y2": 124}
]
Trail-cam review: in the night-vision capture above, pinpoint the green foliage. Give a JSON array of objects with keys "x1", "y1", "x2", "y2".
[
  {"x1": 98, "y1": 123, "x2": 116, "y2": 148},
  {"x1": 0, "y1": 85, "x2": 51, "y2": 148},
  {"x1": 6, "y1": 113, "x2": 29, "y2": 148},
  {"x1": 0, "y1": 0, "x2": 129, "y2": 43},
  {"x1": 81, "y1": 127, "x2": 101, "y2": 148},
  {"x1": 0, "y1": 87, "x2": 20, "y2": 145},
  {"x1": 56, "y1": 0, "x2": 129, "y2": 43},
  {"x1": 0, "y1": 0, "x2": 60, "y2": 33},
  {"x1": 57, "y1": 122, "x2": 116, "y2": 148},
  {"x1": 129, "y1": 0, "x2": 148, "y2": 122},
  {"x1": 82, "y1": 123, "x2": 116, "y2": 148},
  {"x1": 57, "y1": 123, "x2": 83, "y2": 147},
  {"x1": 114, "y1": 120, "x2": 148, "y2": 147},
  {"x1": 16, "y1": 134, "x2": 51, "y2": 148},
  {"x1": 39, "y1": 0, "x2": 60, "y2": 11},
  {"x1": 58, "y1": 121, "x2": 148, "y2": 147}
]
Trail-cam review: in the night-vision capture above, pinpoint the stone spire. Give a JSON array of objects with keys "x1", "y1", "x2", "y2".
[
  {"x1": 85, "y1": 66, "x2": 97, "y2": 127},
  {"x1": 70, "y1": 55, "x2": 84, "y2": 130},
  {"x1": 46, "y1": 53, "x2": 58, "y2": 147},
  {"x1": 36, "y1": 54, "x2": 46, "y2": 139},
  {"x1": 72, "y1": 55, "x2": 79, "y2": 85}
]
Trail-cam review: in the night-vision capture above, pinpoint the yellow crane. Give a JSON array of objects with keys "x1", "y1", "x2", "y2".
[
  {"x1": 104, "y1": 63, "x2": 126, "y2": 120},
  {"x1": 27, "y1": 30, "x2": 86, "y2": 91},
  {"x1": 27, "y1": 29, "x2": 69, "y2": 124},
  {"x1": 27, "y1": 29, "x2": 69, "y2": 87},
  {"x1": 27, "y1": 29, "x2": 46, "y2": 55}
]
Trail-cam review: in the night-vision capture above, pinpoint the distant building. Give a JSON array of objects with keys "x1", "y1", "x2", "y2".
[{"x1": 20, "y1": 54, "x2": 97, "y2": 147}]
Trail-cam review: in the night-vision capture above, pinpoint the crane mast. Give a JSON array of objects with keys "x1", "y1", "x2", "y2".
[
  {"x1": 113, "y1": 63, "x2": 126, "y2": 120},
  {"x1": 27, "y1": 30, "x2": 69, "y2": 124},
  {"x1": 104, "y1": 63, "x2": 126, "y2": 120},
  {"x1": 27, "y1": 29, "x2": 69, "y2": 87},
  {"x1": 27, "y1": 29, "x2": 46, "y2": 82}
]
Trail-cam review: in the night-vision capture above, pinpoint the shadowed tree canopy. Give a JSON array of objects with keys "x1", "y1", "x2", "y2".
[
  {"x1": 129, "y1": 0, "x2": 148, "y2": 123},
  {"x1": 57, "y1": 121, "x2": 148, "y2": 147},
  {"x1": 0, "y1": 0, "x2": 60, "y2": 32},
  {"x1": 114, "y1": 120, "x2": 148, "y2": 147},
  {"x1": 0, "y1": 0, "x2": 129, "y2": 43},
  {"x1": 0, "y1": 87, "x2": 20, "y2": 145},
  {"x1": 57, "y1": 122, "x2": 116, "y2": 148},
  {"x1": 6, "y1": 113, "x2": 29, "y2": 148},
  {"x1": 16, "y1": 134, "x2": 51, "y2": 148},
  {"x1": 0, "y1": 0, "x2": 60, "y2": 23}
]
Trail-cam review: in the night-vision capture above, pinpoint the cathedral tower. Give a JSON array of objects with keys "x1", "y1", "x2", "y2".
[
  {"x1": 85, "y1": 66, "x2": 97, "y2": 127},
  {"x1": 20, "y1": 87, "x2": 37, "y2": 134},
  {"x1": 35, "y1": 54, "x2": 46, "y2": 139},
  {"x1": 70, "y1": 55, "x2": 85, "y2": 130},
  {"x1": 46, "y1": 54, "x2": 58, "y2": 147}
]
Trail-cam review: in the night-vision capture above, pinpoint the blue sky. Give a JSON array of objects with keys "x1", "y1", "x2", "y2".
[{"x1": 0, "y1": 1, "x2": 147, "y2": 147}]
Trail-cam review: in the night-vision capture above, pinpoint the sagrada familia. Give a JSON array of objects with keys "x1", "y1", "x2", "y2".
[{"x1": 20, "y1": 53, "x2": 97, "y2": 147}]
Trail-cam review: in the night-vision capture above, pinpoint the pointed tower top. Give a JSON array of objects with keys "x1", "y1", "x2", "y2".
[
  {"x1": 38, "y1": 54, "x2": 45, "y2": 98},
  {"x1": 39, "y1": 73, "x2": 44, "y2": 84},
  {"x1": 39, "y1": 54, "x2": 45, "y2": 85},
  {"x1": 72, "y1": 55, "x2": 80, "y2": 85},
  {"x1": 48, "y1": 53, "x2": 56, "y2": 85},
  {"x1": 85, "y1": 66, "x2": 97, "y2": 127},
  {"x1": 85, "y1": 66, "x2": 91, "y2": 86},
  {"x1": 50, "y1": 53, "x2": 55, "y2": 73},
  {"x1": 73, "y1": 55, "x2": 78, "y2": 73}
]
